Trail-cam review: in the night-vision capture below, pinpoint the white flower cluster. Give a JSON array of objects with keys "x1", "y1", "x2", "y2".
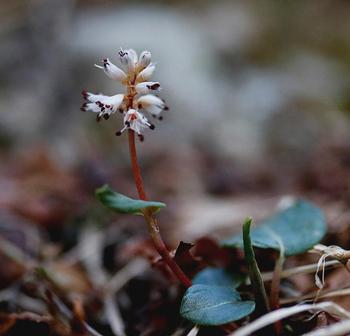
[{"x1": 81, "y1": 49, "x2": 168, "y2": 141}]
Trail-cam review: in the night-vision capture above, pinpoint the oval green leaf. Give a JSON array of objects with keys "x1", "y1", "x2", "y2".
[
  {"x1": 96, "y1": 185, "x2": 166, "y2": 215},
  {"x1": 222, "y1": 200, "x2": 326, "y2": 256},
  {"x1": 180, "y1": 284, "x2": 255, "y2": 326},
  {"x1": 193, "y1": 267, "x2": 244, "y2": 288}
]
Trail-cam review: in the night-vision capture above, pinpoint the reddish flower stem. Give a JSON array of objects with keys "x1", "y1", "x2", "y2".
[{"x1": 127, "y1": 130, "x2": 192, "y2": 288}]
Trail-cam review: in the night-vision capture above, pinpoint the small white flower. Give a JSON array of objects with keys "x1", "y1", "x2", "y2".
[
  {"x1": 81, "y1": 92, "x2": 124, "y2": 120},
  {"x1": 136, "y1": 94, "x2": 168, "y2": 117},
  {"x1": 118, "y1": 48, "x2": 138, "y2": 73},
  {"x1": 95, "y1": 58, "x2": 127, "y2": 83},
  {"x1": 136, "y1": 63, "x2": 156, "y2": 83},
  {"x1": 135, "y1": 82, "x2": 161, "y2": 94},
  {"x1": 116, "y1": 109, "x2": 155, "y2": 140},
  {"x1": 137, "y1": 51, "x2": 151, "y2": 69}
]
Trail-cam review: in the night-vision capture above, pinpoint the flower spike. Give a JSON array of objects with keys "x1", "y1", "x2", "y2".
[{"x1": 82, "y1": 49, "x2": 167, "y2": 138}]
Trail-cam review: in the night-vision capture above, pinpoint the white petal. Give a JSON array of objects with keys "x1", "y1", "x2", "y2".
[
  {"x1": 102, "y1": 94, "x2": 124, "y2": 106},
  {"x1": 82, "y1": 94, "x2": 125, "y2": 118},
  {"x1": 95, "y1": 58, "x2": 127, "y2": 82},
  {"x1": 136, "y1": 94, "x2": 167, "y2": 115},
  {"x1": 82, "y1": 91, "x2": 107, "y2": 103},
  {"x1": 118, "y1": 49, "x2": 137, "y2": 73},
  {"x1": 137, "y1": 51, "x2": 151, "y2": 69},
  {"x1": 127, "y1": 49, "x2": 138, "y2": 64},
  {"x1": 136, "y1": 63, "x2": 156, "y2": 83},
  {"x1": 85, "y1": 103, "x2": 101, "y2": 113},
  {"x1": 83, "y1": 92, "x2": 124, "y2": 114},
  {"x1": 135, "y1": 82, "x2": 161, "y2": 94}
]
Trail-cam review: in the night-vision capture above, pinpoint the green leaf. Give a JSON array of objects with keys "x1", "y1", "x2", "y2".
[
  {"x1": 180, "y1": 285, "x2": 255, "y2": 326},
  {"x1": 222, "y1": 200, "x2": 326, "y2": 256},
  {"x1": 193, "y1": 267, "x2": 244, "y2": 288},
  {"x1": 96, "y1": 185, "x2": 166, "y2": 215}
]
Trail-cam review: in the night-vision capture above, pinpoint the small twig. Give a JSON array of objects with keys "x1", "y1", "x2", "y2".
[
  {"x1": 0, "y1": 237, "x2": 35, "y2": 268},
  {"x1": 303, "y1": 318, "x2": 350, "y2": 336},
  {"x1": 186, "y1": 325, "x2": 199, "y2": 336},
  {"x1": 310, "y1": 244, "x2": 350, "y2": 296},
  {"x1": 259, "y1": 260, "x2": 340, "y2": 283},
  {"x1": 266, "y1": 229, "x2": 285, "y2": 335},
  {"x1": 78, "y1": 227, "x2": 109, "y2": 287},
  {"x1": 105, "y1": 258, "x2": 148, "y2": 294},
  {"x1": 281, "y1": 286, "x2": 350, "y2": 305},
  {"x1": 270, "y1": 255, "x2": 284, "y2": 309},
  {"x1": 52, "y1": 294, "x2": 104, "y2": 336},
  {"x1": 105, "y1": 296, "x2": 126, "y2": 336},
  {"x1": 230, "y1": 302, "x2": 350, "y2": 336}
]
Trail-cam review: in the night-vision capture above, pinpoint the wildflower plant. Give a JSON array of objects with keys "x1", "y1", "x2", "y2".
[
  {"x1": 82, "y1": 48, "x2": 191, "y2": 288},
  {"x1": 81, "y1": 48, "x2": 331, "y2": 332}
]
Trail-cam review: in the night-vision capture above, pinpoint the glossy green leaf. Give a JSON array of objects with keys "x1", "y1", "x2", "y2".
[
  {"x1": 96, "y1": 185, "x2": 166, "y2": 215},
  {"x1": 222, "y1": 200, "x2": 326, "y2": 256},
  {"x1": 180, "y1": 285, "x2": 255, "y2": 326},
  {"x1": 193, "y1": 267, "x2": 244, "y2": 288}
]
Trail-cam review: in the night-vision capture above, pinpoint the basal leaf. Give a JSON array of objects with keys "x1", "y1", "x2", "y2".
[
  {"x1": 180, "y1": 284, "x2": 255, "y2": 326},
  {"x1": 96, "y1": 185, "x2": 166, "y2": 215},
  {"x1": 222, "y1": 200, "x2": 326, "y2": 256},
  {"x1": 193, "y1": 267, "x2": 244, "y2": 288}
]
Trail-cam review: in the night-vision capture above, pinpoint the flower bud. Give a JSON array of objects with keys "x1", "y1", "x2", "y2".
[
  {"x1": 95, "y1": 58, "x2": 127, "y2": 83},
  {"x1": 118, "y1": 49, "x2": 138, "y2": 73},
  {"x1": 136, "y1": 63, "x2": 156, "y2": 83},
  {"x1": 138, "y1": 51, "x2": 152, "y2": 68},
  {"x1": 135, "y1": 82, "x2": 161, "y2": 94}
]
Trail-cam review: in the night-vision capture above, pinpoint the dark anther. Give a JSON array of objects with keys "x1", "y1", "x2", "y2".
[
  {"x1": 158, "y1": 116, "x2": 163, "y2": 121},
  {"x1": 164, "y1": 106, "x2": 169, "y2": 111},
  {"x1": 96, "y1": 115, "x2": 101, "y2": 122},
  {"x1": 138, "y1": 134, "x2": 144, "y2": 142},
  {"x1": 138, "y1": 103, "x2": 142, "y2": 109},
  {"x1": 103, "y1": 114, "x2": 110, "y2": 120},
  {"x1": 115, "y1": 131, "x2": 122, "y2": 136},
  {"x1": 149, "y1": 83, "x2": 160, "y2": 90},
  {"x1": 125, "y1": 121, "x2": 130, "y2": 127},
  {"x1": 118, "y1": 108, "x2": 124, "y2": 114},
  {"x1": 149, "y1": 124, "x2": 155, "y2": 130},
  {"x1": 103, "y1": 58, "x2": 108, "y2": 63}
]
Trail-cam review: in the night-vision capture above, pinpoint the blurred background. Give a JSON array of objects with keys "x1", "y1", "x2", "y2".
[
  {"x1": 1, "y1": 0, "x2": 350, "y2": 237},
  {"x1": 1, "y1": 1, "x2": 350, "y2": 335}
]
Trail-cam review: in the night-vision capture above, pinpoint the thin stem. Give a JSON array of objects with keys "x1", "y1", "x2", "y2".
[
  {"x1": 270, "y1": 254, "x2": 285, "y2": 336},
  {"x1": 127, "y1": 129, "x2": 192, "y2": 288},
  {"x1": 243, "y1": 218, "x2": 270, "y2": 315},
  {"x1": 128, "y1": 130, "x2": 147, "y2": 200}
]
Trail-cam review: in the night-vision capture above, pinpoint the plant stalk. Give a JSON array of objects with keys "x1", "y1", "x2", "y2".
[
  {"x1": 243, "y1": 218, "x2": 270, "y2": 315},
  {"x1": 127, "y1": 129, "x2": 192, "y2": 288}
]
